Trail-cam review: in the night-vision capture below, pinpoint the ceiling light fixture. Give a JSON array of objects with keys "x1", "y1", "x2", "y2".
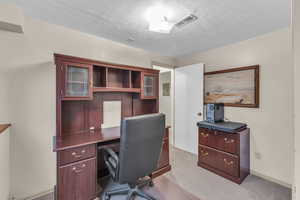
[{"x1": 145, "y1": 4, "x2": 175, "y2": 34}]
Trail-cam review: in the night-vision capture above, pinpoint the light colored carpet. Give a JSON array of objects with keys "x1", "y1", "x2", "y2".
[
  {"x1": 167, "y1": 147, "x2": 291, "y2": 200},
  {"x1": 35, "y1": 147, "x2": 291, "y2": 200}
]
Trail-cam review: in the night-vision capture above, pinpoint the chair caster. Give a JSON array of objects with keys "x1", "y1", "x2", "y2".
[
  {"x1": 149, "y1": 180, "x2": 154, "y2": 187},
  {"x1": 102, "y1": 193, "x2": 110, "y2": 200}
]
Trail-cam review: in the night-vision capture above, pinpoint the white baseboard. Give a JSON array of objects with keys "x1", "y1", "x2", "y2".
[
  {"x1": 13, "y1": 188, "x2": 54, "y2": 200},
  {"x1": 172, "y1": 146, "x2": 292, "y2": 189},
  {"x1": 250, "y1": 170, "x2": 292, "y2": 189}
]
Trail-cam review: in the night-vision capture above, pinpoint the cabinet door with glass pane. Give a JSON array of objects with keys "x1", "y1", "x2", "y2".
[
  {"x1": 62, "y1": 62, "x2": 93, "y2": 100},
  {"x1": 141, "y1": 72, "x2": 158, "y2": 99}
]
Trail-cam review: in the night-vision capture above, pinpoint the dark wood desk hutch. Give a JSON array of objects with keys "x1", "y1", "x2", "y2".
[{"x1": 53, "y1": 54, "x2": 171, "y2": 200}]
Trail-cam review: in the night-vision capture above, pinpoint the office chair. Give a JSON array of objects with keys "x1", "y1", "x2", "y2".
[{"x1": 102, "y1": 113, "x2": 165, "y2": 200}]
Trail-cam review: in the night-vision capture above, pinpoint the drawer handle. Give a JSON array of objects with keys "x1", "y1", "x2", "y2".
[
  {"x1": 223, "y1": 158, "x2": 234, "y2": 165},
  {"x1": 81, "y1": 150, "x2": 86, "y2": 154},
  {"x1": 200, "y1": 132, "x2": 209, "y2": 138},
  {"x1": 72, "y1": 167, "x2": 83, "y2": 173},
  {"x1": 224, "y1": 138, "x2": 235, "y2": 143},
  {"x1": 71, "y1": 152, "x2": 82, "y2": 158},
  {"x1": 200, "y1": 150, "x2": 209, "y2": 156}
]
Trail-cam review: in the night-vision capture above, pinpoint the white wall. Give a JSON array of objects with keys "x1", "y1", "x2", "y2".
[
  {"x1": 0, "y1": 3, "x2": 24, "y2": 33},
  {"x1": 293, "y1": 0, "x2": 300, "y2": 198},
  {"x1": 0, "y1": 73, "x2": 10, "y2": 123},
  {"x1": 0, "y1": 13, "x2": 175, "y2": 199},
  {"x1": 0, "y1": 128, "x2": 10, "y2": 200},
  {"x1": 176, "y1": 28, "x2": 294, "y2": 186},
  {"x1": 0, "y1": 73, "x2": 11, "y2": 200}
]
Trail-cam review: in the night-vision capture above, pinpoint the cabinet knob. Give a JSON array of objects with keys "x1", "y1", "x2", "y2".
[
  {"x1": 73, "y1": 166, "x2": 83, "y2": 173},
  {"x1": 224, "y1": 138, "x2": 235, "y2": 143},
  {"x1": 200, "y1": 132, "x2": 209, "y2": 137},
  {"x1": 224, "y1": 158, "x2": 234, "y2": 165},
  {"x1": 72, "y1": 152, "x2": 82, "y2": 158},
  {"x1": 81, "y1": 150, "x2": 86, "y2": 154},
  {"x1": 200, "y1": 150, "x2": 209, "y2": 156}
]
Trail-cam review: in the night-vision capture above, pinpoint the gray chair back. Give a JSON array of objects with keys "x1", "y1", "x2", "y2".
[{"x1": 118, "y1": 113, "x2": 165, "y2": 184}]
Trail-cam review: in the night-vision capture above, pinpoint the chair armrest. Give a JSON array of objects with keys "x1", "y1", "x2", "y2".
[{"x1": 102, "y1": 147, "x2": 119, "y2": 180}]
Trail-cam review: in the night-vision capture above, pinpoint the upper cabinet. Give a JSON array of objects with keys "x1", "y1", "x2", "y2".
[
  {"x1": 55, "y1": 54, "x2": 159, "y2": 101},
  {"x1": 141, "y1": 72, "x2": 158, "y2": 99},
  {"x1": 61, "y1": 62, "x2": 93, "y2": 100}
]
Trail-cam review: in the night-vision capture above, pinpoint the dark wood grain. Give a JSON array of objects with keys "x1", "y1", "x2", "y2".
[
  {"x1": 54, "y1": 53, "x2": 160, "y2": 74},
  {"x1": 198, "y1": 127, "x2": 250, "y2": 184},
  {"x1": 54, "y1": 54, "x2": 170, "y2": 200},
  {"x1": 204, "y1": 65, "x2": 260, "y2": 108},
  {"x1": 93, "y1": 87, "x2": 140, "y2": 93},
  {"x1": 58, "y1": 144, "x2": 96, "y2": 166},
  {"x1": 199, "y1": 128, "x2": 239, "y2": 154},
  {"x1": 131, "y1": 71, "x2": 141, "y2": 88},
  {"x1": 151, "y1": 165, "x2": 172, "y2": 179},
  {"x1": 61, "y1": 101, "x2": 88, "y2": 135},
  {"x1": 239, "y1": 128, "x2": 250, "y2": 182},
  {"x1": 0, "y1": 124, "x2": 11, "y2": 134},
  {"x1": 132, "y1": 95, "x2": 158, "y2": 115},
  {"x1": 54, "y1": 127, "x2": 121, "y2": 151},
  {"x1": 58, "y1": 158, "x2": 96, "y2": 200},
  {"x1": 93, "y1": 66, "x2": 107, "y2": 87},
  {"x1": 158, "y1": 140, "x2": 169, "y2": 168}
]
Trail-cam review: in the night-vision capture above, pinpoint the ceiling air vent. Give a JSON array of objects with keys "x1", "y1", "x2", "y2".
[{"x1": 175, "y1": 14, "x2": 198, "y2": 29}]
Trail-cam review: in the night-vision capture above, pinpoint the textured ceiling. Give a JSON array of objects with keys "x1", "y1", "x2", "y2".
[{"x1": 2, "y1": 0, "x2": 291, "y2": 56}]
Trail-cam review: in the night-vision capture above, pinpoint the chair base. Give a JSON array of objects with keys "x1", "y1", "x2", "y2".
[{"x1": 103, "y1": 182, "x2": 156, "y2": 200}]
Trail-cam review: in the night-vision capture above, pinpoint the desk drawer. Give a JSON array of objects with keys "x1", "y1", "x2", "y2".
[
  {"x1": 58, "y1": 158, "x2": 96, "y2": 200},
  {"x1": 199, "y1": 145, "x2": 239, "y2": 177},
  {"x1": 219, "y1": 151, "x2": 239, "y2": 177},
  {"x1": 58, "y1": 144, "x2": 96, "y2": 166},
  {"x1": 198, "y1": 145, "x2": 218, "y2": 167},
  {"x1": 199, "y1": 128, "x2": 238, "y2": 154}
]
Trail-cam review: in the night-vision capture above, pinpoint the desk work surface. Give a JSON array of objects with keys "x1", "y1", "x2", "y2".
[
  {"x1": 53, "y1": 127, "x2": 121, "y2": 152},
  {"x1": 54, "y1": 126, "x2": 171, "y2": 152}
]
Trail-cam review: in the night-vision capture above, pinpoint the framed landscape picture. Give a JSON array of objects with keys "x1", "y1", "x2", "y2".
[{"x1": 204, "y1": 65, "x2": 259, "y2": 108}]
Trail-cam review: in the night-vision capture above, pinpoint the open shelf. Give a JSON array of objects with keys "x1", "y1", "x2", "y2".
[
  {"x1": 92, "y1": 66, "x2": 143, "y2": 93},
  {"x1": 93, "y1": 66, "x2": 107, "y2": 87},
  {"x1": 107, "y1": 68, "x2": 130, "y2": 88},
  {"x1": 131, "y1": 71, "x2": 141, "y2": 88}
]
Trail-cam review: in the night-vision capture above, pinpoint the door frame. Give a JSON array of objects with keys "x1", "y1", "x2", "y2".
[{"x1": 152, "y1": 62, "x2": 175, "y2": 146}]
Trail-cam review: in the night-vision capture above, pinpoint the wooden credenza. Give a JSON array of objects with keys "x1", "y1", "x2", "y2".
[{"x1": 197, "y1": 127, "x2": 250, "y2": 184}]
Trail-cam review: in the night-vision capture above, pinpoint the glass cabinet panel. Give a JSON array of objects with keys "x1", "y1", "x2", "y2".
[
  {"x1": 142, "y1": 73, "x2": 157, "y2": 99},
  {"x1": 144, "y1": 76, "x2": 154, "y2": 97},
  {"x1": 65, "y1": 65, "x2": 90, "y2": 97}
]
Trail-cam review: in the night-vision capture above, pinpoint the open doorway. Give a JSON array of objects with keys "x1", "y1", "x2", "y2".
[{"x1": 153, "y1": 64, "x2": 174, "y2": 146}]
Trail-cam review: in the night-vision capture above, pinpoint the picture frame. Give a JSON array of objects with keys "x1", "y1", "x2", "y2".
[{"x1": 204, "y1": 65, "x2": 259, "y2": 108}]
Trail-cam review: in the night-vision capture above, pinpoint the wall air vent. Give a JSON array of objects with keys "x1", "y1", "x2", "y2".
[{"x1": 175, "y1": 14, "x2": 198, "y2": 29}]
